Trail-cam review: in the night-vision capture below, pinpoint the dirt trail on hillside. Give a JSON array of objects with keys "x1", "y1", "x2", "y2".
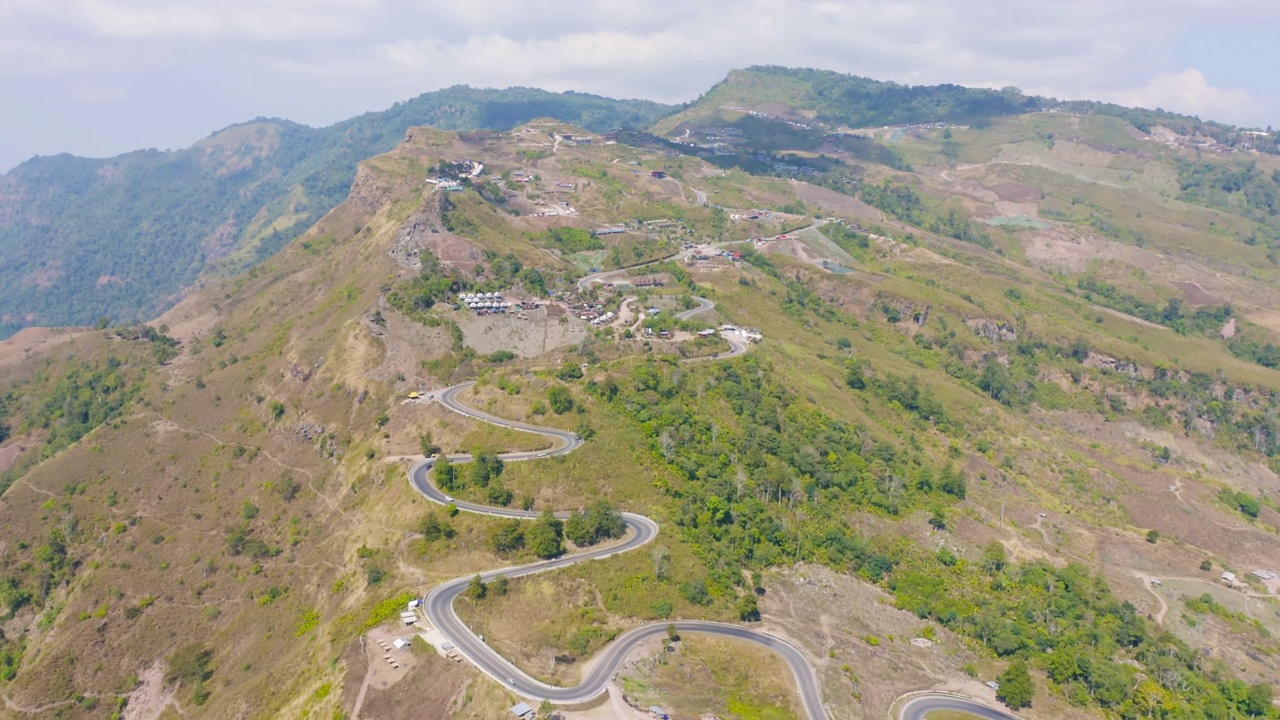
[{"x1": 1134, "y1": 573, "x2": 1170, "y2": 625}]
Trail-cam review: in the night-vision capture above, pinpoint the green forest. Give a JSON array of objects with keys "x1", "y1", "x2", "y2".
[
  {"x1": 720, "y1": 66, "x2": 1034, "y2": 127},
  {"x1": 569, "y1": 352, "x2": 1280, "y2": 718}
]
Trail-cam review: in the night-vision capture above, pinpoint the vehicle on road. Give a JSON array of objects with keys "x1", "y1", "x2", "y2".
[{"x1": 536, "y1": 452, "x2": 548, "y2": 458}]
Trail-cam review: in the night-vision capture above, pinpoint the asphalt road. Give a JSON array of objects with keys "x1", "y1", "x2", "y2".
[
  {"x1": 670, "y1": 295, "x2": 747, "y2": 361},
  {"x1": 899, "y1": 694, "x2": 1022, "y2": 720},
  {"x1": 675, "y1": 295, "x2": 715, "y2": 320},
  {"x1": 406, "y1": 355, "x2": 1013, "y2": 720},
  {"x1": 407, "y1": 380, "x2": 830, "y2": 716}
]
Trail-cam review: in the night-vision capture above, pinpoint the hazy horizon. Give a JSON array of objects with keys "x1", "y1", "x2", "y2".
[{"x1": 3, "y1": 1, "x2": 1278, "y2": 172}]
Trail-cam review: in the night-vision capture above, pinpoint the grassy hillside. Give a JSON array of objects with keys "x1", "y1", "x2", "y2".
[
  {"x1": 6, "y1": 66, "x2": 1280, "y2": 345},
  {"x1": 666, "y1": 65, "x2": 1032, "y2": 129},
  {"x1": 1, "y1": 98, "x2": 1280, "y2": 719},
  {"x1": 656, "y1": 66, "x2": 1280, "y2": 151},
  {"x1": 0, "y1": 87, "x2": 676, "y2": 339}
]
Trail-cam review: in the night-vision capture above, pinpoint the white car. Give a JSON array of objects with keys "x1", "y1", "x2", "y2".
[
  {"x1": 445, "y1": 495, "x2": 454, "y2": 502},
  {"x1": 536, "y1": 453, "x2": 548, "y2": 458}
]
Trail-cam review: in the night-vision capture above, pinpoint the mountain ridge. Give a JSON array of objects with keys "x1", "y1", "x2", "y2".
[
  {"x1": 4, "y1": 68, "x2": 1279, "y2": 342},
  {"x1": 0, "y1": 86, "x2": 678, "y2": 339},
  {"x1": 0, "y1": 95, "x2": 1279, "y2": 717}
]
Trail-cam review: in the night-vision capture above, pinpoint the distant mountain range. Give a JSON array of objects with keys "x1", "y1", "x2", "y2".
[{"x1": 0, "y1": 66, "x2": 1274, "y2": 338}]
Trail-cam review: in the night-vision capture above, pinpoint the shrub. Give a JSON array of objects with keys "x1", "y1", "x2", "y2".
[
  {"x1": 996, "y1": 659, "x2": 1034, "y2": 709},
  {"x1": 466, "y1": 575, "x2": 487, "y2": 601},
  {"x1": 489, "y1": 520, "x2": 525, "y2": 553},
  {"x1": 528, "y1": 509, "x2": 565, "y2": 559},
  {"x1": 166, "y1": 644, "x2": 214, "y2": 685},
  {"x1": 548, "y1": 386, "x2": 574, "y2": 414},
  {"x1": 680, "y1": 579, "x2": 711, "y2": 606}
]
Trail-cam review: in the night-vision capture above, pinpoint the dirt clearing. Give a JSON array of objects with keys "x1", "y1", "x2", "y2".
[
  {"x1": 0, "y1": 327, "x2": 87, "y2": 369},
  {"x1": 761, "y1": 564, "x2": 1097, "y2": 720},
  {"x1": 616, "y1": 634, "x2": 801, "y2": 719},
  {"x1": 789, "y1": 180, "x2": 884, "y2": 221},
  {"x1": 456, "y1": 308, "x2": 588, "y2": 358},
  {"x1": 341, "y1": 626, "x2": 516, "y2": 720}
]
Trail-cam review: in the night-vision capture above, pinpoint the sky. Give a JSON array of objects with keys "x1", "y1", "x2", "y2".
[{"x1": 2, "y1": 0, "x2": 1280, "y2": 172}]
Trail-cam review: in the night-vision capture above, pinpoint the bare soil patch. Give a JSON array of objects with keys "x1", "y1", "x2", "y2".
[
  {"x1": 952, "y1": 179, "x2": 999, "y2": 203},
  {"x1": 0, "y1": 442, "x2": 23, "y2": 474},
  {"x1": 153, "y1": 292, "x2": 220, "y2": 344},
  {"x1": 121, "y1": 662, "x2": 179, "y2": 720},
  {"x1": 365, "y1": 306, "x2": 453, "y2": 388},
  {"x1": 428, "y1": 233, "x2": 485, "y2": 274},
  {"x1": 456, "y1": 308, "x2": 588, "y2": 358},
  {"x1": 989, "y1": 183, "x2": 1041, "y2": 202},
  {"x1": 788, "y1": 180, "x2": 883, "y2": 220},
  {"x1": 992, "y1": 200, "x2": 1040, "y2": 218},
  {"x1": 762, "y1": 564, "x2": 963, "y2": 718},
  {"x1": 22, "y1": 263, "x2": 63, "y2": 290},
  {"x1": 1173, "y1": 281, "x2": 1224, "y2": 306},
  {"x1": 1244, "y1": 309, "x2": 1280, "y2": 334},
  {"x1": 761, "y1": 564, "x2": 1097, "y2": 720},
  {"x1": 341, "y1": 628, "x2": 513, "y2": 720},
  {"x1": 1022, "y1": 228, "x2": 1160, "y2": 273},
  {"x1": 1221, "y1": 317, "x2": 1237, "y2": 339},
  {"x1": 0, "y1": 327, "x2": 87, "y2": 369},
  {"x1": 1050, "y1": 413, "x2": 1280, "y2": 576}
]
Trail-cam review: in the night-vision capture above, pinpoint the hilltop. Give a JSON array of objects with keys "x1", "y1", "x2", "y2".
[
  {"x1": 0, "y1": 69, "x2": 1278, "y2": 719},
  {"x1": 5, "y1": 67, "x2": 1278, "y2": 344},
  {"x1": 0, "y1": 87, "x2": 675, "y2": 339}
]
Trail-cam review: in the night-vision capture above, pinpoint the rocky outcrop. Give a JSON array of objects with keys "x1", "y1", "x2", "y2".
[
  {"x1": 1083, "y1": 351, "x2": 1141, "y2": 377},
  {"x1": 348, "y1": 165, "x2": 391, "y2": 211},
  {"x1": 390, "y1": 204, "x2": 443, "y2": 271},
  {"x1": 967, "y1": 318, "x2": 1017, "y2": 343}
]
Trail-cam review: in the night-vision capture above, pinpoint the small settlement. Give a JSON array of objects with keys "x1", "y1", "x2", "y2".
[{"x1": 458, "y1": 292, "x2": 517, "y2": 315}]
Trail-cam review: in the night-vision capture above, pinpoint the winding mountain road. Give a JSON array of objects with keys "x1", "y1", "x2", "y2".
[
  {"x1": 671, "y1": 295, "x2": 749, "y2": 360},
  {"x1": 407, "y1": 382, "x2": 826, "y2": 716},
  {"x1": 675, "y1": 295, "x2": 715, "y2": 320},
  {"x1": 899, "y1": 694, "x2": 1024, "y2": 720},
  {"x1": 404, "y1": 347, "x2": 1012, "y2": 720}
]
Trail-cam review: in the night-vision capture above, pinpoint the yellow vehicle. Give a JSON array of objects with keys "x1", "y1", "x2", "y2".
[{"x1": 407, "y1": 391, "x2": 421, "y2": 399}]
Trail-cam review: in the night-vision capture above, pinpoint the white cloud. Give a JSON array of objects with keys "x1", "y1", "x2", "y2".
[
  {"x1": 14, "y1": 0, "x2": 382, "y2": 41},
  {"x1": 0, "y1": 39, "x2": 79, "y2": 77},
  {"x1": 1109, "y1": 69, "x2": 1261, "y2": 124},
  {"x1": 1, "y1": 0, "x2": 1279, "y2": 169}
]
